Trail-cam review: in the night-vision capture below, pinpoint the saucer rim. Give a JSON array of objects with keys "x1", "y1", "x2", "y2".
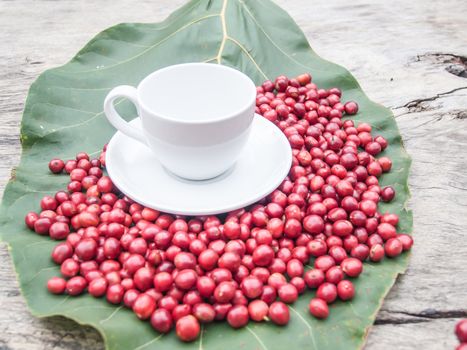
[{"x1": 106, "y1": 114, "x2": 292, "y2": 215}]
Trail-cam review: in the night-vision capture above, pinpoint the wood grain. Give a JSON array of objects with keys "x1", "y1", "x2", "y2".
[{"x1": 1, "y1": 0, "x2": 467, "y2": 349}]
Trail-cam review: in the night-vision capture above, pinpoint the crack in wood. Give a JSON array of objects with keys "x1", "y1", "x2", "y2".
[
  {"x1": 454, "y1": 110, "x2": 467, "y2": 119},
  {"x1": 376, "y1": 309, "x2": 467, "y2": 325},
  {"x1": 396, "y1": 109, "x2": 467, "y2": 122},
  {"x1": 393, "y1": 86, "x2": 467, "y2": 111},
  {"x1": 0, "y1": 137, "x2": 20, "y2": 146},
  {"x1": 403, "y1": 309, "x2": 467, "y2": 319},
  {"x1": 0, "y1": 341, "x2": 14, "y2": 350},
  {"x1": 414, "y1": 53, "x2": 467, "y2": 78},
  {"x1": 6, "y1": 290, "x2": 20, "y2": 297},
  {"x1": 375, "y1": 318, "x2": 429, "y2": 325}
]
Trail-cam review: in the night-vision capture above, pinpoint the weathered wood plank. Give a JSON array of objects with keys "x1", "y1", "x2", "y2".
[{"x1": 1, "y1": 0, "x2": 467, "y2": 349}]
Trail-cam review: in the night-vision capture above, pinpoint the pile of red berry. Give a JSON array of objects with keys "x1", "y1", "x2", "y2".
[
  {"x1": 456, "y1": 320, "x2": 467, "y2": 349},
  {"x1": 24, "y1": 73, "x2": 412, "y2": 342}
]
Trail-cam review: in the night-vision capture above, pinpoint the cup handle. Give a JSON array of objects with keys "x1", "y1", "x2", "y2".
[{"x1": 104, "y1": 85, "x2": 147, "y2": 145}]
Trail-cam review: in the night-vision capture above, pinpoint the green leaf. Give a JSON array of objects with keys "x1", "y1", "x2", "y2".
[{"x1": 0, "y1": 0, "x2": 412, "y2": 349}]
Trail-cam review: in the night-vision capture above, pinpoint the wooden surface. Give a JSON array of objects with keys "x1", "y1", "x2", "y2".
[{"x1": 1, "y1": 0, "x2": 467, "y2": 349}]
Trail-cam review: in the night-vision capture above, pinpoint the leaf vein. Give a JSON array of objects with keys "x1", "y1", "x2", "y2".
[
  {"x1": 48, "y1": 85, "x2": 112, "y2": 92},
  {"x1": 226, "y1": 36, "x2": 268, "y2": 80},
  {"x1": 216, "y1": 0, "x2": 228, "y2": 63},
  {"x1": 35, "y1": 102, "x2": 97, "y2": 115},
  {"x1": 29, "y1": 99, "x2": 124, "y2": 148},
  {"x1": 237, "y1": 0, "x2": 316, "y2": 72},
  {"x1": 68, "y1": 13, "x2": 220, "y2": 74},
  {"x1": 203, "y1": 56, "x2": 218, "y2": 63},
  {"x1": 100, "y1": 38, "x2": 150, "y2": 49},
  {"x1": 246, "y1": 326, "x2": 268, "y2": 350},
  {"x1": 67, "y1": 305, "x2": 115, "y2": 314},
  {"x1": 289, "y1": 306, "x2": 318, "y2": 350},
  {"x1": 100, "y1": 305, "x2": 123, "y2": 324},
  {"x1": 62, "y1": 148, "x2": 101, "y2": 161},
  {"x1": 133, "y1": 334, "x2": 164, "y2": 350},
  {"x1": 198, "y1": 324, "x2": 204, "y2": 350},
  {"x1": 24, "y1": 266, "x2": 56, "y2": 285},
  {"x1": 18, "y1": 241, "x2": 51, "y2": 263},
  {"x1": 50, "y1": 295, "x2": 70, "y2": 311},
  {"x1": 6, "y1": 188, "x2": 52, "y2": 225}
]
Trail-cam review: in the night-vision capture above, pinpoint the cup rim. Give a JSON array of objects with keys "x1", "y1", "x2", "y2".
[{"x1": 137, "y1": 62, "x2": 257, "y2": 125}]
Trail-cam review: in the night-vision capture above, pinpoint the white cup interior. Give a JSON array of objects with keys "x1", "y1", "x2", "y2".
[{"x1": 138, "y1": 63, "x2": 256, "y2": 123}]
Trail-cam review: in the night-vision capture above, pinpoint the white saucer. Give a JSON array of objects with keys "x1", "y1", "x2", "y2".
[{"x1": 106, "y1": 115, "x2": 292, "y2": 215}]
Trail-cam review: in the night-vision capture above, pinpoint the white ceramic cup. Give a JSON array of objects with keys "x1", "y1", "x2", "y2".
[{"x1": 104, "y1": 63, "x2": 257, "y2": 180}]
